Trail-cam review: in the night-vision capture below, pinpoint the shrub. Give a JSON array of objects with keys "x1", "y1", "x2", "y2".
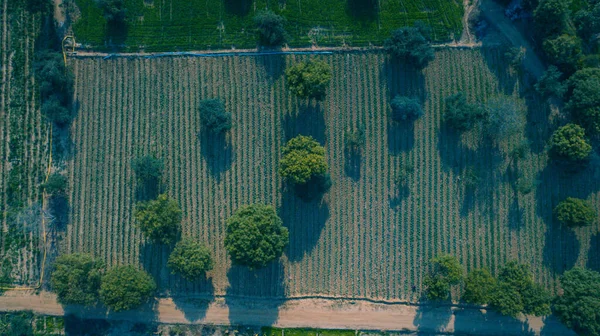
[
  {"x1": 554, "y1": 197, "x2": 597, "y2": 227},
  {"x1": 167, "y1": 239, "x2": 214, "y2": 281},
  {"x1": 224, "y1": 204, "x2": 288, "y2": 269},
  {"x1": 280, "y1": 135, "x2": 328, "y2": 185},
  {"x1": 50, "y1": 253, "x2": 104, "y2": 306},
  {"x1": 285, "y1": 60, "x2": 332, "y2": 100},
  {"x1": 443, "y1": 92, "x2": 486, "y2": 131},
  {"x1": 390, "y1": 96, "x2": 423, "y2": 121},
  {"x1": 134, "y1": 194, "x2": 181, "y2": 245},
  {"x1": 254, "y1": 10, "x2": 288, "y2": 47},
  {"x1": 99, "y1": 266, "x2": 156, "y2": 312},
  {"x1": 485, "y1": 96, "x2": 525, "y2": 141},
  {"x1": 384, "y1": 26, "x2": 434, "y2": 69},
  {"x1": 95, "y1": 0, "x2": 126, "y2": 22},
  {"x1": 549, "y1": 124, "x2": 592, "y2": 163},
  {"x1": 199, "y1": 99, "x2": 232, "y2": 133},
  {"x1": 554, "y1": 268, "x2": 600, "y2": 336},
  {"x1": 132, "y1": 156, "x2": 164, "y2": 183},
  {"x1": 42, "y1": 173, "x2": 68, "y2": 196},
  {"x1": 344, "y1": 128, "x2": 365, "y2": 151},
  {"x1": 535, "y1": 65, "x2": 566, "y2": 99},
  {"x1": 463, "y1": 268, "x2": 497, "y2": 305},
  {"x1": 567, "y1": 68, "x2": 600, "y2": 134}
]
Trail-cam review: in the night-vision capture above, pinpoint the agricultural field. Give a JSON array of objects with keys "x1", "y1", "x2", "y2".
[
  {"x1": 0, "y1": 0, "x2": 50, "y2": 288},
  {"x1": 66, "y1": 49, "x2": 600, "y2": 301},
  {"x1": 71, "y1": 0, "x2": 463, "y2": 51}
]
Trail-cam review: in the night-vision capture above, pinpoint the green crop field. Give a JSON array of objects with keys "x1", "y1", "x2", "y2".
[
  {"x1": 71, "y1": 0, "x2": 463, "y2": 51},
  {"x1": 66, "y1": 49, "x2": 600, "y2": 301}
]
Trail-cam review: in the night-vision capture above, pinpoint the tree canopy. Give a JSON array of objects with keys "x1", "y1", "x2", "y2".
[
  {"x1": 34, "y1": 51, "x2": 74, "y2": 125},
  {"x1": 280, "y1": 135, "x2": 328, "y2": 185},
  {"x1": 554, "y1": 267, "x2": 600, "y2": 336},
  {"x1": 549, "y1": 124, "x2": 592, "y2": 163},
  {"x1": 390, "y1": 95, "x2": 423, "y2": 121},
  {"x1": 167, "y1": 239, "x2": 214, "y2": 281},
  {"x1": 534, "y1": 0, "x2": 570, "y2": 39},
  {"x1": 254, "y1": 10, "x2": 288, "y2": 47},
  {"x1": 485, "y1": 96, "x2": 525, "y2": 141},
  {"x1": 554, "y1": 197, "x2": 598, "y2": 227},
  {"x1": 567, "y1": 68, "x2": 600, "y2": 134},
  {"x1": 463, "y1": 268, "x2": 497, "y2": 305},
  {"x1": 443, "y1": 92, "x2": 487, "y2": 131},
  {"x1": 95, "y1": 0, "x2": 126, "y2": 22},
  {"x1": 285, "y1": 60, "x2": 332, "y2": 100},
  {"x1": 384, "y1": 26, "x2": 434, "y2": 69},
  {"x1": 224, "y1": 204, "x2": 289, "y2": 269},
  {"x1": 42, "y1": 173, "x2": 68, "y2": 196},
  {"x1": 423, "y1": 254, "x2": 463, "y2": 301},
  {"x1": 99, "y1": 266, "x2": 156, "y2": 312},
  {"x1": 199, "y1": 99, "x2": 232, "y2": 133},
  {"x1": 542, "y1": 34, "x2": 582, "y2": 75},
  {"x1": 132, "y1": 156, "x2": 164, "y2": 184},
  {"x1": 535, "y1": 65, "x2": 566, "y2": 99},
  {"x1": 134, "y1": 194, "x2": 181, "y2": 245},
  {"x1": 50, "y1": 253, "x2": 104, "y2": 306}
]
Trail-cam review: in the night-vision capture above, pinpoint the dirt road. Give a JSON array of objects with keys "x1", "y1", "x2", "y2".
[{"x1": 0, "y1": 291, "x2": 574, "y2": 335}]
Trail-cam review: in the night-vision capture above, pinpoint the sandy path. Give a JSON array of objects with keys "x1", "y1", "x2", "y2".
[{"x1": 0, "y1": 291, "x2": 575, "y2": 335}]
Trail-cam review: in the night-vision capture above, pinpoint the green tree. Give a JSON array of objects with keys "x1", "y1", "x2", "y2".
[
  {"x1": 50, "y1": 253, "x2": 104, "y2": 306},
  {"x1": 490, "y1": 282, "x2": 524, "y2": 317},
  {"x1": 549, "y1": 124, "x2": 592, "y2": 163},
  {"x1": 463, "y1": 268, "x2": 497, "y2": 305},
  {"x1": 95, "y1": 0, "x2": 126, "y2": 22},
  {"x1": 285, "y1": 60, "x2": 332, "y2": 100},
  {"x1": 424, "y1": 254, "x2": 463, "y2": 301},
  {"x1": 99, "y1": 266, "x2": 156, "y2": 312},
  {"x1": 134, "y1": 194, "x2": 181, "y2": 245},
  {"x1": 423, "y1": 274, "x2": 451, "y2": 301},
  {"x1": 390, "y1": 95, "x2": 423, "y2": 121},
  {"x1": 384, "y1": 26, "x2": 434, "y2": 69},
  {"x1": 344, "y1": 128, "x2": 365, "y2": 152},
  {"x1": 42, "y1": 173, "x2": 68, "y2": 196},
  {"x1": 34, "y1": 51, "x2": 74, "y2": 126},
  {"x1": 542, "y1": 34, "x2": 582, "y2": 75},
  {"x1": 199, "y1": 99, "x2": 232, "y2": 133},
  {"x1": 443, "y1": 92, "x2": 487, "y2": 131},
  {"x1": 567, "y1": 68, "x2": 600, "y2": 134},
  {"x1": 280, "y1": 135, "x2": 328, "y2": 185},
  {"x1": 534, "y1": 0, "x2": 570, "y2": 39},
  {"x1": 224, "y1": 204, "x2": 289, "y2": 269},
  {"x1": 254, "y1": 10, "x2": 288, "y2": 47},
  {"x1": 167, "y1": 239, "x2": 214, "y2": 281},
  {"x1": 132, "y1": 156, "x2": 164, "y2": 183},
  {"x1": 485, "y1": 96, "x2": 525, "y2": 141},
  {"x1": 554, "y1": 267, "x2": 600, "y2": 336},
  {"x1": 574, "y1": 1, "x2": 600, "y2": 44},
  {"x1": 535, "y1": 66, "x2": 566, "y2": 99},
  {"x1": 554, "y1": 197, "x2": 598, "y2": 227}
]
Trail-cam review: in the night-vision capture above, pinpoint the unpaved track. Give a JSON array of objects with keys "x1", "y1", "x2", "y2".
[{"x1": 0, "y1": 292, "x2": 574, "y2": 335}]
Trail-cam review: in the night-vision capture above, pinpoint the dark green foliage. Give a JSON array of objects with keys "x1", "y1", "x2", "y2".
[
  {"x1": 285, "y1": 60, "x2": 332, "y2": 100},
  {"x1": 554, "y1": 268, "x2": 600, "y2": 336},
  {"x1": 567, "y1": 68, "x2": 600, "y2": 134},
  {"x1": 423, "y1": 254, "x2": 463, "y2": 301},
  {"x1": 505, "y1": 47, "x2": 525, "y2": 71},
  {"x1": 534, "y1": 0, "x2": 570, "y2": 39},
  {"x1": 95, "y1": 0, "x2": 126, "y2": 22},
  {"x1": 224, "y1": 204, "x2": 289, "y2": 269},
  {"x1": 485, "y1": 96, "x2": 525, "y2": 141},
  {"x1": 50, "y1": 253, "x2": 104, "y2": 306},
  {"x1": 522, "y1": 283, "x2": 553, "y2": 316},
  {"x1": 443, "y1": 92, "x2": 486, "y2": 131},
  {"x1": 134, "y1": 194, "x2": 181, "y2": 245},
  {"x1": 280, "y1": 135, "x2": 328, "y2": 185},
  {"x1": 549, "y1": 124, "x2": 592, "y2": 163},
  {"x1": 42, "y1": 173, "x2": 68, "y2": 196},
  {"x1": 41, "y1": 97, "x2": 72, "y2": 125},
  {"x1": 199, "y1": 99, "x2": 232, "y2": 133},
  {"x1": 463, "y1": 268, "x2": 497, "y2": 305},
  {"x1": 542, "y1": 34, "x2": 582, "y2": 75},
  {"x1": 26, "y1": 0, "x2": 51, "y2": 13},
  {"x1": 344, "y1": 128, "x2": 365, "y2": 151},
  {"x1": 554, "y1": 197, "x2": 598, "y2": 227},
  {"x1": 423, "y1": 274, "x2": 451, "y2": 301},
  {"x1": 254, "y1": 10, "x2": 288, "y2": 47},
  {"x1": 167, "y1": 239, "x2": 214, "y2": 281},
  {"x1": 574, "y1": 1, "x2": 600, "y2": 44},
  {"x1": 384, "y1": 26, "x2": 435, "y2": 69},
  {"x1": 390, "y1": 95, "x2": 423, "y2": 121},
  {"x1": 490, "y1": 282, "x2": 524, "y2": 317},
  {"x1": 99, "y1": 266, "x2": 156, "y2": 312},
  {"x1": 535, "y1": 65, "x2": 567, "y2": 99},
  {"x1": 0, "y1": 312, "x2": 34, "y2": 336},
  {"x1": 34, "y1": 51, "x2": 74, "y2": 125},
  {"x1": 132, "y1": 156, "x2": 164, "y2": 183}
]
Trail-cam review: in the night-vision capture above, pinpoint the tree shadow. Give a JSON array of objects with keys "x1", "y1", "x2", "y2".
[
  {"x1": 223, "y1": 0, "x2": 253, "y2": 16},
  {"x1": 199, "y1": 131, "x2": 234, "y2": 181},
  {"x1": 48, "y1": 194, "x2": 70, "y2": 231},
  {"x1": 480, "y1": 40, "x2": 518, "y2": 96},
  {"x1": 283, "y1": 103, "x2": 326, "y2": 144},
  {"x1": 344, "y1": 148, "x2": 362, "y2": 181},
  {"x1": 105, "y1": 20, "x2": 128, "y2": 51},
  {"x1": 381, "y1": 56, "x2": 426, "y2": 101},
  {"x1": 452, "y1": 308, "x2": 536, "y2": 335},
  {"x1": 538, "y1": 315, "x2": 578, "y2": 335},
  {"x1": 63, "y1": 314, "x2": 111, "y2": 335},
  {"x1": 170, "y1": 286, "x2": 214, "y2": 323},
  {"x1": 346, "y1": 0, "x2": 378, "y2": 21},
  {"x1": 542, "y1": 221, "x2": 580, "y2": 274},
  {"x1": 135, "y1": 179, "x2": 163, "y2": 202},
  {"x1": 225, "y1": 261, "x2": 285, "y2": 326},
  {"x1": 260, "y1": 53, "x2": 286, "y2": 81},
  {"x1": 388, "y1": 121, "x2": 415, "y2": 155},
  {"x1": 139, "y1": 241, "x2": 174, "y2": 292},
  {"x1": 587, "y1": 233, "x2": 600, "y2": 272},
  {"x1": 279, "y1": 186, "x2": 330, "y2": 262},
  {"x1": 413, "y1": 304, "x2": 453, "y2": 334}
]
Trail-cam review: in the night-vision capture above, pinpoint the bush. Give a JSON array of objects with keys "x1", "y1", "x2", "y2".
[
  {"x1": 390, "y1": 96, "x2": 423, "y2": 121},
  {"x1": 384, "y1": 26, "x2": 434, "y2": 69},
  {"x1": 463, "y1": 268, "x2": 497, "y2": 305},
  {"x1": 95, "y1": 0, "x2": 126, "y2": 22},
  {"x1": 485, "y1": 96, "x2": 525, "y2": 141},
  {"x1": 42, "y1": 173, "x2": 68, "y2": 196},
  {"x1": 285, "y1": 60, "x2": 332, "y2": 100},
  {"x1": 134, "y1": 194, "x2": 181, "y2": 245},
  {"x1": 549, "y1": 124, "x2": 592, "y2": 163},
  {"x1": 50, "y1": 253, "x2": 104, "y2": 306},
  {"x1": 535, "y1": 65, "x2": 566, "y2": 99},
  {"x1": 542, "y1": 34, "x2": 582, "y2": 75},
  {"x1": 99, "y1": 266, "x2": 156, "y2": 312},
  {"x1": 554, "y1": 267, "x2": 600, "y2": 336},
  {"x1": 443, "y1": 92, "x2": 486, "y2": 131},
  {"x1": 224, "y1": 204, "x2": 289, "y2": 269},
  {"x1": 254, "y1": 10, "x2": 288, "y2": 47},
  {"x1": 280, "y1": 135, "x2": 328, "y2": 185},
  {"x1": 344, "y1": 128, "x2": 365, "y2": 151},
  {"x1": 567, "y1": 68, "x2": 600, "y2": 134},
  {"x1": 132, "y1": 156, "x2": 164, "y2": 183},
  {"x1": 534, "y1": 0, "x2": 570, "y2": 39},
  {"x1": 167, "y1": 239, "x2": 213, "y2": 281},
  {"x1": 199, "y1": 99, "x2": 232, "y2": 133},
  {"x1": 554, "y1": 197, "x2": 597, "y2": 227}
]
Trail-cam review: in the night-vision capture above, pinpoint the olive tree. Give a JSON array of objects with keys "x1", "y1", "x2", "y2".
[
  {"x1": 423, "y1": 254, "x2": 463, "y2": 301},
  {"x1": 134, "y1": 194, "x2": 181, "y2": 245},
  {"x1": 554, "y1": 268, "x2": 600, "y2": 336},
  {"x1": 443, "y1": 92, "x2": 486, "y2": 131},
  {"x1": 549, "y1": 124, "x2": 592, "y2": 163},
  {"x1": 384, "y1": 26, "x2": 434, "y2": 69},
  {"x1": 280, "y1": 135, "x2": 328, "y2": 185},
  {"x1": 554, "y1": 197, "x2": 597, "y2": 227},
  {"x1": 285, "y1": 60, "x2": 332, "y2": 100},
  {"x1": 167, "y1": 239, "x2": 214, "y2": 281},
  {"x1": 390, "y1": 95, "x2": 423, "y2": 121},
  {"x1": 95, "y1": 0, "x2": 126, "y2": 22},
  {"x1": 463, "y1": 268, "x2": 497, "y2": 305},
  {"x1": 254, "y1": 10, "x2": 288, "y2": 47},
  {"x1": 99, "y1": 266, "x2": 156, "y2": 312},
  {"x1": 567, "y1": 68, "x2": 600, "y2": 134},
  {"x1": 199, "y1": 99, "x2": 232, "y2": 133},
  {"x1": 50, "y1": 253, "x2": 104, "y2": 306}
]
